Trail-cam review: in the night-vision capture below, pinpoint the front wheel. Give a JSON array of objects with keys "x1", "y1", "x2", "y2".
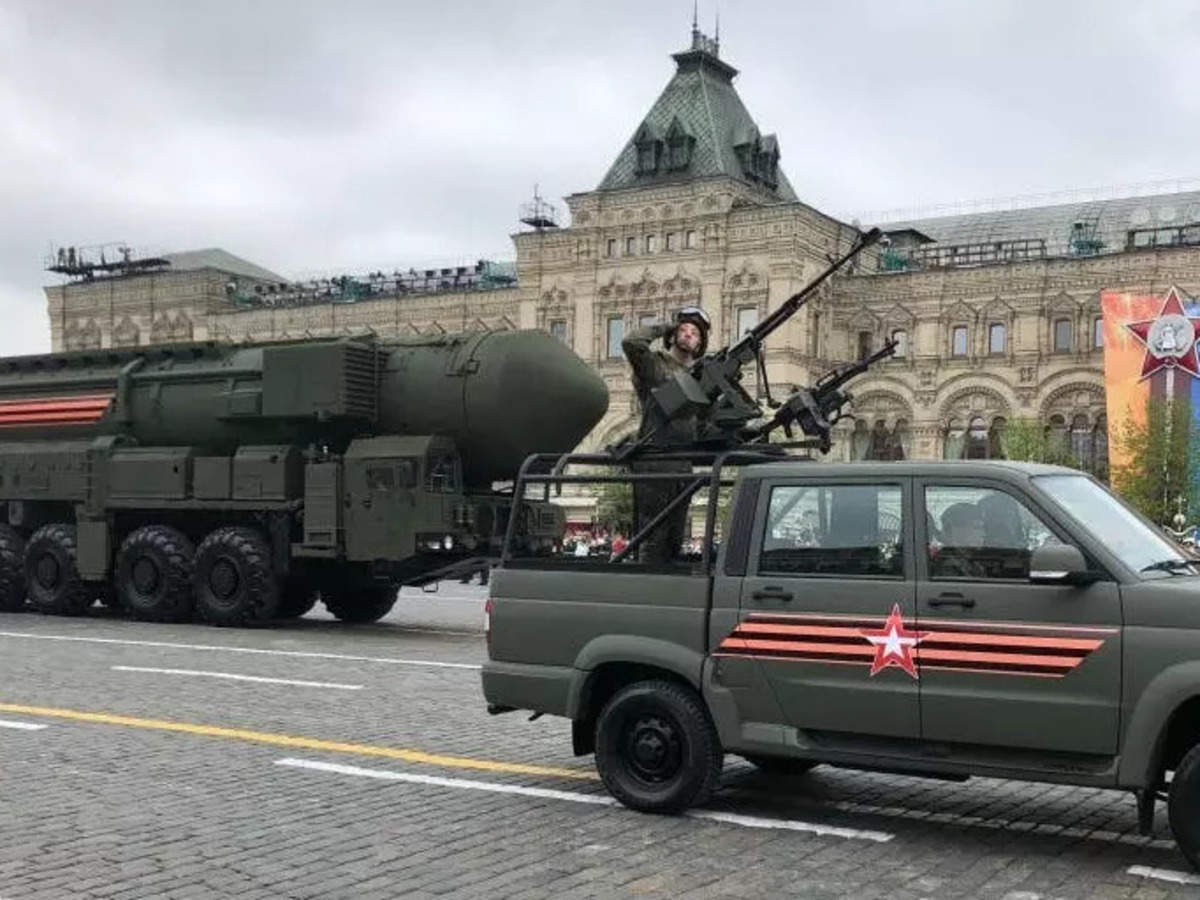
[
  {"x1": 594, "y1": 680, "x2": 722, "y2": 813},
  {"x1": 24, "y1": 524, "x2": 90, "y2": 616},
  {"x1": 321, "y1": 586, "x2": 396, "y2": 623},
  {"x1": 1169, "y1": 743, "x2": 1200, "y2": 870}
]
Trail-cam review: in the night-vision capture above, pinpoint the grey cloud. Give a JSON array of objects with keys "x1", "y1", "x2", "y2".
[{"x1": 2, "y1": 0, "x2": 1198, "y2": 354}]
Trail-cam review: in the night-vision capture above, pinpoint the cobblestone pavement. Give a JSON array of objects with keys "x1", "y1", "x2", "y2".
[{"x1": 1, "y1": 589, "x2": 1198, "y2": 899}]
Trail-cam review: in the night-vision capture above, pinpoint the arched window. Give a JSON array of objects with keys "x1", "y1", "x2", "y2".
[
  {"x1": 890, "y1": 418, "x2": 911, "y2": 460},
  {"x1": 989, "y1": 416, "x2": 1007, "y2": 459},
  {"x1": 852, "y1": 420, "x2": 871, "y2": 460},
  {"x1": 1094, "y1": 413, "x2": 1109, "y2": 480},
  {"x1": 891, "y1": 329, "x2": 908, "y2": 358},
  {"x1": 943, "y1": 419, "x2": 965, "y2": 459},
  {"x1": 1046, "y1": 414, "x2": 1069, "y2": 457},
  {"x1": 867, "y1": 419, "x2": 891, "y2": 459},
  {"x1": 1071, "y1": 413, "x2": 1091, "y2": 466},
  {"x1": 964, "y1": 416, "x2": 989, "y2": 459}
]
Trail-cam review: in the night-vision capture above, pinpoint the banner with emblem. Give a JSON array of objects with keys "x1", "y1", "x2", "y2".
[{"x1": 1100, "y1": 285, "x2": 1200, "y2": 475}]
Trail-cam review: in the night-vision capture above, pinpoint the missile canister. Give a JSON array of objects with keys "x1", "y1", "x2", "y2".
[{"x1": 0, "y1": 329, "x2": 608, "y2": 486}]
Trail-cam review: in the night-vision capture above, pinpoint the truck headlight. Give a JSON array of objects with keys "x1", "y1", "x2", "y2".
[{"x1": 443, "y1": 534, "x2": 454, "y2": 550}]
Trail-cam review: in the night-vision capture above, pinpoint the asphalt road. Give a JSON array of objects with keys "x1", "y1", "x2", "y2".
[{"x1": 0, "y1": 585, "x2": 1198, "y2": 899}]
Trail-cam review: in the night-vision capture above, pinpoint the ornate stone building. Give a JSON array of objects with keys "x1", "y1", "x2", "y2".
[{"x1": 45, "y1": 29, "x2": 1200, "y2": 496}]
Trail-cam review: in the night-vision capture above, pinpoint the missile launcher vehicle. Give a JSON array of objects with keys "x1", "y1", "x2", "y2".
[{"x1": 0, "y1": 330, "x2": 607, "y2": 625}]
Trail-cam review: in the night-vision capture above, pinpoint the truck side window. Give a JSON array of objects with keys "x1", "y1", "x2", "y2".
[
  {"x1": 760, "y1": 484, "x2": 903, "y2": 577},
  {"x1": 925, "y1": 485, "x2": 1062, "y2": 580}
]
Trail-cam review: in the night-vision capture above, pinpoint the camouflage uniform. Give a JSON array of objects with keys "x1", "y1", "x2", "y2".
[{"x1": 622, "y1": 323, "x2": 698, "y2": 565}]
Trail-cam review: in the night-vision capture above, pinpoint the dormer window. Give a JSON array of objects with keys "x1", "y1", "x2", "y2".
[
  {"x1": 633, "y1": 123, "x2": 662, "y2": 176},
  {"x1": 733, "y1": 126, "x2": 781, "y2": 189},
  {"x1": 664, "y1": 117, "x2": 696, "y2": 172}
]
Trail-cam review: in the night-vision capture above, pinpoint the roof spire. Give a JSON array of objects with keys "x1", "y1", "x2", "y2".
[
  {"x1": 714, "y1": 4, "x2": 720, "y2": 54},
  {"x1": 692, "y1": 0, "x2": 699, "y2": 45}
]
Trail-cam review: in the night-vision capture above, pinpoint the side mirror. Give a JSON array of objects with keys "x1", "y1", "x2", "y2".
[{"x1": 1029, "y1": 544, "x2": 1095, "y2": 586}]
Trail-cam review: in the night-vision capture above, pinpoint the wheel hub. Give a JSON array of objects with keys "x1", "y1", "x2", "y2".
[
  {"x1": 131, "y1": 557, "x2": 159, "y2": 595},
  {"x1": 624, "y1": 715, "x2": 682, "y2": 783},
  {"x1": 34, "y1": 553, "x2": 60, "y2": 590},
  {"x1": 209, "y1": 558, "x2": 240, "y2": 603}
]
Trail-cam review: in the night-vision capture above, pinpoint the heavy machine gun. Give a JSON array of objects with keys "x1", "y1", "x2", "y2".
[
  {"x1": 744, "y1": 339, "x2": 898, "y2": 452},
  {"x1": 613, "y1": 227, "x2": 885, "y2": 459}
]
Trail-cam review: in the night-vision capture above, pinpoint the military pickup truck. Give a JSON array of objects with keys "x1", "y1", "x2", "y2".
[{"x1": 483, "y1": 459, "x2": 1200, "y2": 870}]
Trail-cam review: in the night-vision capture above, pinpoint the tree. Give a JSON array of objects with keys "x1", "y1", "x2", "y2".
[
  {"x1": 594, "y1": 481, "x2": 633, "y2": 534},
  {"x1": 997, "y1": 417, "x2": 1082, "y2": 468},
  {"x1": 1110, "y1": 396, "x2": 1198, "y2": 526}
]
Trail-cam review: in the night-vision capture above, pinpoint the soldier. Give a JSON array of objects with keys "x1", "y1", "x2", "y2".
[{"x1": 621, "y1": 307, "x2": 711, "y2": 564}]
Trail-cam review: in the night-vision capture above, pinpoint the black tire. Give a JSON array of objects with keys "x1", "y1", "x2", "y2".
[
  {"x1": 115, "y1": 525, "x2": 195, "y2": 622},
  {"x1": 24, "y1": 524, "x2": 90, "y2": 616},
  {"x1": 321, "y1": 586, "x2": 396, "y2": 623},
  {"x1": 741, "y1": 754, "x2": 817, "y2": 776},
  {"x1": 1169, "y1": 743, "x2": 1200, "y2": 870},
  {"x1": 192, "y1": 526, "x2": 279, "y2": 627},
  {"x1": 0, "y1": 525, "x2": 26, "y2": 612},
  {"x1": 594, "y1": 679, "x2": 722, "y2": 813},
  {"x1": 276, "y1": 576, "x2": 318, "y2": 619}
]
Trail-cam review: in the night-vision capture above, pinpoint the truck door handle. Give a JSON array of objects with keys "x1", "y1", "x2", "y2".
[
  {"x1": 752, "y1": 586, "x2": 794, "y2": 602},
  {"x1": 927, "y1": 592, "x2": 975, "y2": 609}
]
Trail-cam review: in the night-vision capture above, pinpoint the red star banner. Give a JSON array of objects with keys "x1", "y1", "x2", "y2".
[{"x1": 1124, "y1": 286, "x2": 1200, "y2": 379}]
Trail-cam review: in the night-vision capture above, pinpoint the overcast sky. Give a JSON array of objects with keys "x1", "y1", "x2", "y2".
[{"x1": 1, "y1": 0, "x2": 1198, "y2": 355}]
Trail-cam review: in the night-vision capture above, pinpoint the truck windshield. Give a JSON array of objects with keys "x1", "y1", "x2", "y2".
[{"x1": 1034, "y1": 474, "x2": 1189, "y2": 577}]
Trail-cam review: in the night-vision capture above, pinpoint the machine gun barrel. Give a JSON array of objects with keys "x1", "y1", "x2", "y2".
[
  {"x1": 717, "y1": 227, "x2": 881, "y2": 370},
  {"x1": 813, "y1": 338, "x2": 898, "y2": 396}
]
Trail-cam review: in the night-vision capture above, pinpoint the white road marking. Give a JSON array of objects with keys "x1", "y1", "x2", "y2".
[
  {"x1": 275, "y1": 757, "x2": 895, "y2": 843},
  {"x1": 1127, "y1": 865, "x2": 1200, "y2": 885},
  {"x1": 0, "y1": 719, "x2": 47, "y2": 731},
  {"x1": 0, "y1": 631, "x2": 481, "y2": 670},
  {"x1": 111, "y1": 666, "x2": 364, "y2": 691}
]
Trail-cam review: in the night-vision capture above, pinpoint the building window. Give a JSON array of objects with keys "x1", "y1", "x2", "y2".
[
  {"x1": 645, "y1": 234, "x2": 657, "y2": 254},
  {"x1": 811, "y1": 311, "x2": 821, "y2": 357},
  {"x1": 943, "y1": 419, "x2": 964, "y2": 459},
  {"x1": 1093, "y1": 316, "x2": 1104, "y2": 349},
  {"x1": 625, "y1": 236, "x2": 636, "y2": 256},
  {"x1": 737, "y1": 306, "x2": 759, "y2": 337},
  {"x1": 638, "y1": 313, "x2": 657, "y2": 329},
  {"x1": 684, "y1": 230, "x2": 696, "y2": 249},
  {"x1": 951, "y1": 325, "x2": 968, "y2": 357},
  {"x1": 891, "y1": 329, "x2": 907, "y2": 358},
  {"x1": 1053, "y1": 318, "x2": 1073, "y2": 352},
  {"x1": 605, "y1": 239, "x2": 616, "y2": 258},
  {"x1": 549, "y1": 320, "x2": 567, "y2": 344},
  {"x1": 857, "y1": 330, "x2": 873, "y2": 360},
  {"x1": 988, "y1": 322, "x2": 1006, "y2": 354},
  {"x1": 606, "y1": 317, "x2": 625, "y2": 358},
  {"x1": 1046, "y1": 414, "x2": 1069, "y2": 456},
  {"x1": 665, "y1": 232, "x2": 675, "y2": 251}
]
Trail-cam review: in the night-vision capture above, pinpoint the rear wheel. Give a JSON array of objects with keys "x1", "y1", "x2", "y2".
[
  {"x1": 594, "y1": 680, "x2": 722, "y2": 813},
  {"x1": 322, "y1": 586, "x2": 396, "y2": 623},
  {"x1": 115, "y1": 525, "x2": 195, "y2": 622},
  {"x1": 277, "y1": 576, "x2": 318, "y2": 619},
  {"x1": 0, "y1": 525, "x2": 26, "y2": 612},
  {"x1": 25, "y1": 524, "x2": 90, "y2": 616},
  {"x1": 1169, "y1": 743, "x2": 1200, "y2": 870},
  {"x1": 193, "y1": 526, "x2": 279, "y2": 627}
]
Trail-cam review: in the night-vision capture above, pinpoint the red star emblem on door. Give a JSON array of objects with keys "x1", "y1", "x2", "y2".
[
  {"x1": 859, "y1": 604, "x2": 928, "y2": 679},
  {"x1": 1125, "y1": 286, "x2": 1200, "y2": 379}
]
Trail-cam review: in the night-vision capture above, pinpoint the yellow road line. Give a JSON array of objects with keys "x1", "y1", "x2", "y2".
[{"x1": 0, "y1": 702, "x2": 598, "y2": 781}]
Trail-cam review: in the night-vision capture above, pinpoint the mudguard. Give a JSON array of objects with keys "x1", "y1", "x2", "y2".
[
  {"x1": 566, "y1": 635, "x2": 707, "y2": 720},
  {"x1": 1118, "y1": 660, "x2": 1200, "y2": 787}
]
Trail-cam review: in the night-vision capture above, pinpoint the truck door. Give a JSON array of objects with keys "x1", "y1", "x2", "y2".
[
  {"x1": 914, "y1": 479, "x2": 1121, "y2": 756},
  {"x1": 725, "y1": 475, "x2": 920, "y2": 739}
]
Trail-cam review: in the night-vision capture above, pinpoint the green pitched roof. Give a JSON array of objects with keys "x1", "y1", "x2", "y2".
[{"x1": 597, "y1": 39, "x2": 798, "y2": 202}]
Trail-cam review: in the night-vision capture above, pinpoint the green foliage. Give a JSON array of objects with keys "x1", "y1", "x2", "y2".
[
  {"x1": 997, "y1": 417, "x2": 1083, "y2": 468},
  {"x1": 1110, "y1": 397, "x2": 1199, "y2": 526},
  {"x1": 594, "y1": 481, "x2": 633, "y2": 534}
]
